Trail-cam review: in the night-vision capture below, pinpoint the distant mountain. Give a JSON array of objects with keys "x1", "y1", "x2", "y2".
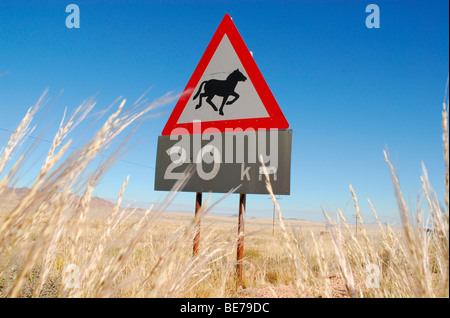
[
  {"x1": 85, "y1": 196, "x2": 115, "y2": 209},
  {"x1": 2, "y1": 186, "x2": 31, "y2": 196},
  {"x1": 1, "y1": 186, "x2": 115, "y2": 210}
]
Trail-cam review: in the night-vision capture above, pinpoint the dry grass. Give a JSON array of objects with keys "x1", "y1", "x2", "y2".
[{"x1": 0, "y1": 88, "x2": 448, "y2": 298}]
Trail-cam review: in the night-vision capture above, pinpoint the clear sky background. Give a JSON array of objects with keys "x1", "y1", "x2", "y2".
[{"x1": 1, "y1": 0, "x2": 448, "y2": 224}]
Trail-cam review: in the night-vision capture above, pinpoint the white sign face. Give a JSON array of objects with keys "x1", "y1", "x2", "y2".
[
  {"x1": 161, "y1": 14, "x2": 289, "y2": 135},
  {"x1": 176, "y1": 34, "x2": 270, "y2": 124}
]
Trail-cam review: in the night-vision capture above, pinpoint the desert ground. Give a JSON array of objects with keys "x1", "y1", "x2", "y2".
[
  {"x1": 0, "y1": 187, "x2": 329, "y2": 297},
  {"x1": 1, "y1": 185, "x2": 446, "y2": 298}
]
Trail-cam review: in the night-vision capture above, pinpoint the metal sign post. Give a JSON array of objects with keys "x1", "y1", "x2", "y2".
[
  {"x1": 236, "y1": 193, "x2": 246, "y2": 288},
  {"x1": 269, "y1": 196, "x2": 281, "y2": 235},
  {"x1": 193, "y1": 192, "x2": 202, "y2": 256}
]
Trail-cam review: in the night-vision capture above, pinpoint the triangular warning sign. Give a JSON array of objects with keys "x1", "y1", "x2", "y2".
[{"x1": 162, "y1": 14, "x2": 289, "y2": 135}]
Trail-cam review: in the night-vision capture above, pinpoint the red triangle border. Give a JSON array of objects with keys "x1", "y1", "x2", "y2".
[{"x1": 162, "y1": 14, "x2": 289, "y2": 135}]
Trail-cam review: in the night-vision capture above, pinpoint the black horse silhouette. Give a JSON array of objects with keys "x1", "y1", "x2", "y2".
[{"x1": 192, "y1": 69, "x2": 247, "y2": 116}]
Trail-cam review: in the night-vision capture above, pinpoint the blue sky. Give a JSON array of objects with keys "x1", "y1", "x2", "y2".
[{"x1": 0, "y1": 0, "x2": 448, "y2": 224}]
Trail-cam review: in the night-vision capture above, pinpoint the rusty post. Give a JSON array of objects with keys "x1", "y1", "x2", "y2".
[
  {"x1": 236, "y1": 193, "x2": 246, "y2": 288},
  {"x1": 269, "y1": 196, "x2": 281, "y2": 236},
  {"x1": 193, "y1": 192, "x2": 202, "y2": 256}
]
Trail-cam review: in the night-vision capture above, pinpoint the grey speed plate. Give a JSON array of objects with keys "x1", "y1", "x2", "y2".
[{"x1": 154, "y1": 129, "x2": 292, "y2": 195}]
